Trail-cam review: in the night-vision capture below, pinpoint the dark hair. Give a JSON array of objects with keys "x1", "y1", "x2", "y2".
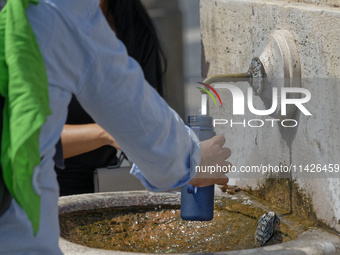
[{"x1": 105, "y1": 0, "x2": 167, "y2": 97}]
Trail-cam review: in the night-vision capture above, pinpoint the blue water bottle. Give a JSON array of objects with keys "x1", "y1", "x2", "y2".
[{"x1": 181, "y1": 115, "x2": 216, "y2": 221}]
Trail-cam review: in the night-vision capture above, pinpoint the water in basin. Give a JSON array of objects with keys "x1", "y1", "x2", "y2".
[{"x1": 59, "y1": 196, "x2": 291, "y2": 253}]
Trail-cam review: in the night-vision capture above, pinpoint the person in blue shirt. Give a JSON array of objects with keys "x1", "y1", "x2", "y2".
[{"x1": 0, "y1": 0, "x2": 231, "y2": 254}]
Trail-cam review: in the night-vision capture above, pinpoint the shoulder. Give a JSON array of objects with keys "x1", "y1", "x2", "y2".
[
  {"x1": 27, "y1": 0, "x2": 100, "y2": 36},
  {"x1": 26, "y1": 0, "x2": 103, "y2": 94}
]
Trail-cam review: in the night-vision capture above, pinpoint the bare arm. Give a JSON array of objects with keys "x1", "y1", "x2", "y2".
[{"x1": 61, "y1": 124, "x2": 120, "y2": 159}]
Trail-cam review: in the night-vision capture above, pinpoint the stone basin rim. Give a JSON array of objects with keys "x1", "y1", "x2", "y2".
[{"x1": 58, "y1": 191, "x2": 340, "y2": 255}]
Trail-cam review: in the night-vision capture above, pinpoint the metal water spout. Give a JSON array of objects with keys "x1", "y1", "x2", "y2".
[
  {"x1": 200, "y1": 58, "x2": 266, "y2": 115},
  {"x1": 200, "y1": 30, "x2": 302, "y2": 119}
]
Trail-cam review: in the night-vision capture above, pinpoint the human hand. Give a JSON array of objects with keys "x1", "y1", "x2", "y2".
[{"x1": 189, "y1": 135, "x2": 231, "y2": 187}]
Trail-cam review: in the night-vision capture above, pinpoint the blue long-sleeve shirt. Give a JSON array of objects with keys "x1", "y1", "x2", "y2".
[{"x1": 29, "y1": 0, "x2": 201, "y2": 191}]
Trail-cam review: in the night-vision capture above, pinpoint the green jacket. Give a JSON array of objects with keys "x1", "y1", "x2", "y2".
[{"x1": 0, "y1": 0, "x2": 51, "y2": 235}]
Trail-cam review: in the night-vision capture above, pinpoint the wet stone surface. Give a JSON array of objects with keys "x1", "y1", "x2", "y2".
[
  {"x1": 60, "y1": 205, "x2": 257, "y2": 253},
  {"x1": 59, "y1": 196, "x2": 296, "y2": 253}
]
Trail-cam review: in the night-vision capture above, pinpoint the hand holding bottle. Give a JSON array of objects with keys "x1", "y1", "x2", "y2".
[{"x1": 189, "y1": 135, "x2": 231, "y2": 187}]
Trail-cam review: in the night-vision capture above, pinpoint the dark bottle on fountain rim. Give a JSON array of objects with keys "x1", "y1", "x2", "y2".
[{"x1": 180, "y1": 115, "x2": 215, "y2": 221}]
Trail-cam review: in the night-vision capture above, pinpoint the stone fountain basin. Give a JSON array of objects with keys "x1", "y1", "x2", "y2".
[{"x1": 59, "y1": 191, "x2": 340, "y2": 255}]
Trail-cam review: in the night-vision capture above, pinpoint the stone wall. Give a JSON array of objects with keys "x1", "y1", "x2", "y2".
[
  {"x1": 201, "y1": 0, "x2": 340, "y2": 231},
  {"x1": 289, "y1": 0, "x2": 340, "y2": 7}
]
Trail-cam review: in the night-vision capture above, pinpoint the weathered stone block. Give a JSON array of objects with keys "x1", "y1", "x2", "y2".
[{"x1": 201, "y1": 0, "x2": 340, "y2": 231}]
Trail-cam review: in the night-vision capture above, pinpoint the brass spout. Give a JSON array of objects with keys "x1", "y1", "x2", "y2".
[
  {"x1": 202, "y1": 73, "x2": 250, "y2": 86},
  {"x1": 200, "y1": 58, "x2": 266, "y2": 115}
]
